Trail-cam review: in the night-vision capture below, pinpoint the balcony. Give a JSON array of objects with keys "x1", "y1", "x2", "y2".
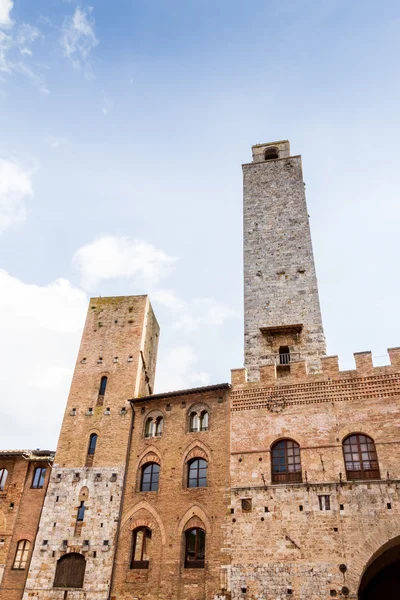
[{"x1": 265, "y1": 352, "x2": 301, "y2": 366}]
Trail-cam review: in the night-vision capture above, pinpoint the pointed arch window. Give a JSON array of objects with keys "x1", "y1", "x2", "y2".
[
  {"x1": 343, "y1": 434, "x2": 380, "y2": 480},
  {"x1": 53, "y1": 552, "x2": 86, "y2": 588},
  {"x1": 271, "y1": 439, "x2": 302, "y2": 483},
  {"x1": 187, "y1": 458, "x2": 207, "y2": 488},
  {"x1": 140, "y1": 463, "x2": 160, "y2": 492},
  {"x1": 185, "y1": 528, "x2": 205, "y2": 568},
  {"x1": 13, "y1": 540, "x2": 30, "y2": 570},
  {"x1": 0, "y1": 468, "x2": 8, "y2": 490},
  {"x1": 130, "y1": 527, "x2": 152, "y2": 569}
]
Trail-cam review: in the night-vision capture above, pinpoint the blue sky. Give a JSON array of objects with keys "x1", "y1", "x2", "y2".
[{"x1": 1, "y1": 0, "x2": 400, "y2": 449}]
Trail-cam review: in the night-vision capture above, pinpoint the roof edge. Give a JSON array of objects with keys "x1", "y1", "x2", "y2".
[{"x1": 129, "y1": 383, "x2": 231, "y2": 403}]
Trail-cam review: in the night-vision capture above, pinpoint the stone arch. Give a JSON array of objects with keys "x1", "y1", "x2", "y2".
[
  {"x1": 137, "y1": 445, "x2": 162, "y2": 467},
  {"x1": 121, "y1": 501, "x2": 166, "y2": 545},
  {"x1": 177, "y1": 505, "x2": 212, "y2": 537},
  {"x1": 181, "y1": 439, "x2": 210, "y2": 468},
  {"x1": 346, "y1": 521, "x2": 400, "y2": 591},
  {"x1": 79, "y1": 486, "x2": 89, "y2": 501}
]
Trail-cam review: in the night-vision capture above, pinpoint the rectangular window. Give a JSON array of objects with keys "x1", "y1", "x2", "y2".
[
  {"x1": 13, "y1": 540, "x2": 30, "y2": 569},
  {"x1": 32, "y1": 467, "x2": 46, "y2": 489},
  {"x1": 318, "y1": 495, "x2": 331, "y2": 511}
]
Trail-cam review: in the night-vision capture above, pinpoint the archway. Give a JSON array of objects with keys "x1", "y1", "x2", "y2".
[{"x1": 359, "y1": 538, "x2": 400, "y2": 599}]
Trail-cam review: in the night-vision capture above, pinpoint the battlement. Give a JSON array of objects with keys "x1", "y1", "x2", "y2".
[{"x1": 231, "y1": 347, "x2": 400, "y2": 386}]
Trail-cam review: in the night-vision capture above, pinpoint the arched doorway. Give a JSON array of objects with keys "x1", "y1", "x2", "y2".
[{"x1": 359, "y1": 539, "x2": 400, "y2": 599}]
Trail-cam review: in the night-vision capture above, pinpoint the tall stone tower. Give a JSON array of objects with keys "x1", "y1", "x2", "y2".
[
  {"x1": 243, "y1": 140, "x2": 326, "y2": 380},
  {"x1": 23, "y1": 295, "x2": 159, "y2": 600}
]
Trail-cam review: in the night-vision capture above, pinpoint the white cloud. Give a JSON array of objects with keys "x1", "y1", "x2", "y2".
[
  {"x1": 61, "y1": 6, "x2": 98, "y2": 74},
  {"x1": 47, "y1": 135, "x2": 68, "y2": 149},
  {"x1": 172, "y1": 297, "x2": 238, "y2": 332},
  {"x1": 74, "y1": 235, "x2": 177, "y2": 289},
  {"x1": 155, "y1": 345, "x2": 210, "y2": 393},
  {"x1": 152, "y1": 288, "x2": 187, "y2": 311},
  {"x1": 0, "y1": 270, "x2": 88, "y2": 449},
  {"x1": 0, "y1": 0, "x2": 13, "y2": 28},
  {"x1": 0, "y1": 158, "x2": 35, "y2": 233}
]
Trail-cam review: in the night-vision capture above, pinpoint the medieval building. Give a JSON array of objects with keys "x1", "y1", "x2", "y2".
[{"x1": 0, "y1": 141, "x2": 399, "y2": 600}]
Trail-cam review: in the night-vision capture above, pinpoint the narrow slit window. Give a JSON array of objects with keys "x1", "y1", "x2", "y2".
[
  {"x1": 99, "y1": 376, "x2": 107, "y2": 396},
  {"x1": 0, "y1": 468, "x2": 8, "y2": 490}
]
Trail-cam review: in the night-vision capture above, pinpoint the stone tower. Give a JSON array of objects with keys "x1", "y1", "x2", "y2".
[
  {"x1": 243, "y1": 140, "x2": 326, "y2": 380},
  {"x1": 23, "y1": 295, "x2": 159, "y2": 600}
]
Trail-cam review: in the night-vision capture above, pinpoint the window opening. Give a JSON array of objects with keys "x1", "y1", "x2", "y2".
[
  {"x1": 185, "y1": 528, "x2": 205, "y2": 568},
  {"x1": 140, "y1": 463, "x2": 160, "y2": 492},
  {"x1": 343, "y1": 434, "x2": 380, "y2": 480},
  {"x1": 99, "y1": 376, "x2": 107, "y2": 396},
  {"x1": 130, "y1": 527, "x2": 152, "y2": 569},
  {"x1": 318, "y1": 495, "x2": 331, "y2": 510},
  {"x1": 77, "y1": 501, "x2": 86, "y2": 522},
  {"x1": 0, "y1": 468, "x2": 8, "y2": 490},
  {"x1": 155, "y1": 416, "x2": 163, "y2": 436},
  {"x1": 13, "y1": 540, "x2": 30, "y2": 569},
  {"x1": 200, "y1": 411, "x2": 209, "y2": 431},
  {"x1": 144, "y1": 418, "x2": 154, "y2": 438},
  {"x1": 188, "y1": 458, "x2": 208, "y2": 488},
  {"x1": 279, "y1": 346, "x2": 290, "y2": 365},
  {"x1": 32, "y1": 467, "x2": 46, "y2": 489},
  {"x1": 190, "y1": 412, "x2": 200, "y2": 432},
  {"x1": 271, "y1": 439, "x2": 302, "y2": 483}
]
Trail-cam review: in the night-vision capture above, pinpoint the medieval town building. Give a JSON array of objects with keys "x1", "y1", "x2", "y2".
[{"x1": 1, "y1": 141, "x2": 399, "y2": 600}]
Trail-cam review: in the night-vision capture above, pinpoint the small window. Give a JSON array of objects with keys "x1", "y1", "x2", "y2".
[
  {"x1": 99, "y1": 376, "x2": 107, "y2": 396},
  {"x1": 140, "y1": 463, "x2": 160, "y2": 492},
  {"x1": 155, "y1": 416, "x2": 163, "y2": 436},
  {"x1": 187, "y1": 458, "x2": 207, "y2": 488},
  {"x1": 185, "y1": 528, "x2": 205, "y2": 568},
  {"x1": 87, "y1": 434, "x2": 98, "y2": 455},
  {"x1": 264, "y1": 147, "x2": 279, "y2": 160},
  {"x1": 200, "y1": 411, "x2": 209, "y2": 431},
  {"x1": 32, "y1": 467, "x2": 46, "y2": 489},
  {"x1": 144, "y1": 418, "x2": 154, "y2": 438},
  {"x1": 13, "y1": 540, "x2": 30, "y2": 569},
  {"x1": 130, "y1": 527, "x2": 152, "y2": 569},
  {"x1": 77, "y1": 501, "x2": 86, "y2": 522},
  {"x1": 318, "y1": 495, "x2": 331, "y2": 511},
  {"x1": 271, "y1": 439, "x2": 302, "y2": 483},
  {"x1": 343, "y1": 434, "x2": 380, "y2": 480},
  {"x1": 53, "y1": 552, "x2": 86, "y2": 588},
  {"x1": 0, "y1": 468, "x2": 8, "y2": 490},
  {"x1": 279, "y1": 346, "x2": 290, "y2": 365},
  {"x1": 190, "y1": 412, "x2": 200, "y2": 432}
]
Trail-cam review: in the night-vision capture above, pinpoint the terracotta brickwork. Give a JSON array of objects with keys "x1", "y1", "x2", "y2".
[
  {"x1": 228, "y1": 349, "x2": 400, "y2": 599},
  {"x1": 23, "y1": 296, "x2": 159, "y2": 600},
  {"x1": 0, "y1": 451, "x2": 53, "y2": 600},
  {"x1": 111, "y1": 385, "x2": 231, "y2": 600}
]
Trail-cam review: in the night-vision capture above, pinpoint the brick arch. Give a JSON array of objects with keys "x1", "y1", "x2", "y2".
[
  {"x1": 187, "y1": 402, "x2": 211, "y2": 417},
  {"x1": 346, "y1": 521, "x2": 400, "y2": 591},
  {"x1": 137, "y1": 446, "x2": 162, "y2": 467},
  {"x1": 181, "y1": 439, "x2": 210, "y2": 467},
  {"x1": 177, "y1": 505, "x2": 212, "y2": 537},
  {"x1": 337, "y1": 424, "x2": 380, "y2": 443},
  {"x1": 121, "y1": 501, "x2": 166, "y2": 545}
]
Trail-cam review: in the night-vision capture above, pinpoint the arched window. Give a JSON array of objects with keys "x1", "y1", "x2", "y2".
[
  {"x1": 187, "y1": 458, "x2": 208, "y2": 488},
  {"x1": 200, "y1": 411, "x2": 209, "y2": 431},
  {"x1": 13, "y1": 540, "x2": 30, "y2": 569},
  {"x1": 87, "y1": 433, "x2": 97, "y2": 455},
  {"x1": 99, "y1": 376, "x2": 107, "y2": 396},
  {"x1": 130, "y1": 527, "x2": 152, "y2": 569},
  {"x1": 145, "y1": 418, "x2": 154, "y2": 438},
  {"x1": 185, "y1": 528, "x2": 205, "y2": 568},
  {"x1": 53, "y1": 553, "x2": 86, "y2": 588},
  {"x1": 190, "y1": 412, "x2": 200, "y2": 432},
  {"x1": 279, "y1": 346, "x2": 290, "y2": 365},
  {"x1": 343, "y1": 434, "x2": 380, "y2": 480},
  {"x1": 155, "y1": 416, "x2": 163, "y2": 436},
  {"x1": 264, "y1": 147, "x2": 279, "y2": 160},
  {"x1": 140, "y1": 463, "x2": 160, "y2": 492},
  {"x1": 86, "y1": 433, "x2": 98, "y2": 467},
  {"x1": 0, "y1": 468, "x2": 8, "y2": 490},
  {"x1": 77, "y1": 501, "x2": 86, "y2": 522},
  {"x1": 271, "y1": 439, "x2": 302, "y2": 483}
]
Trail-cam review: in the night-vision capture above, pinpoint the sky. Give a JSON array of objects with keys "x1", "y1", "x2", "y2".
[{"x1": 1, "y1": 0, "x2": 400, "y2": 450}]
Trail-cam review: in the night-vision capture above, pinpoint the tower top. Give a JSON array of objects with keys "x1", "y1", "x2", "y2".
[{"x1": 251, "y1": 140, "x2": 291, "y2": 163}]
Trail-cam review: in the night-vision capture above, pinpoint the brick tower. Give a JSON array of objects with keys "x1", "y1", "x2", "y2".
[
  {"x1": 243, "y1": 140, "x2": 326, "y2": 380},
  {"x1": 23, "y1": 295, "x2": 159, "y2": 600}
]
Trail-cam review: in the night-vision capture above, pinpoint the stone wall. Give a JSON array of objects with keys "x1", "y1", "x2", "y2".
[{"x1": 243, "y1": 141, "x2": 326, "y2": 380}]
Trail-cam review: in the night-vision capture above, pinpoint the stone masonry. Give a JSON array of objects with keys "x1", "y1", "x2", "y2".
[{"x1": 243, "y1": 140, "x2": 326, "y2": 380}]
